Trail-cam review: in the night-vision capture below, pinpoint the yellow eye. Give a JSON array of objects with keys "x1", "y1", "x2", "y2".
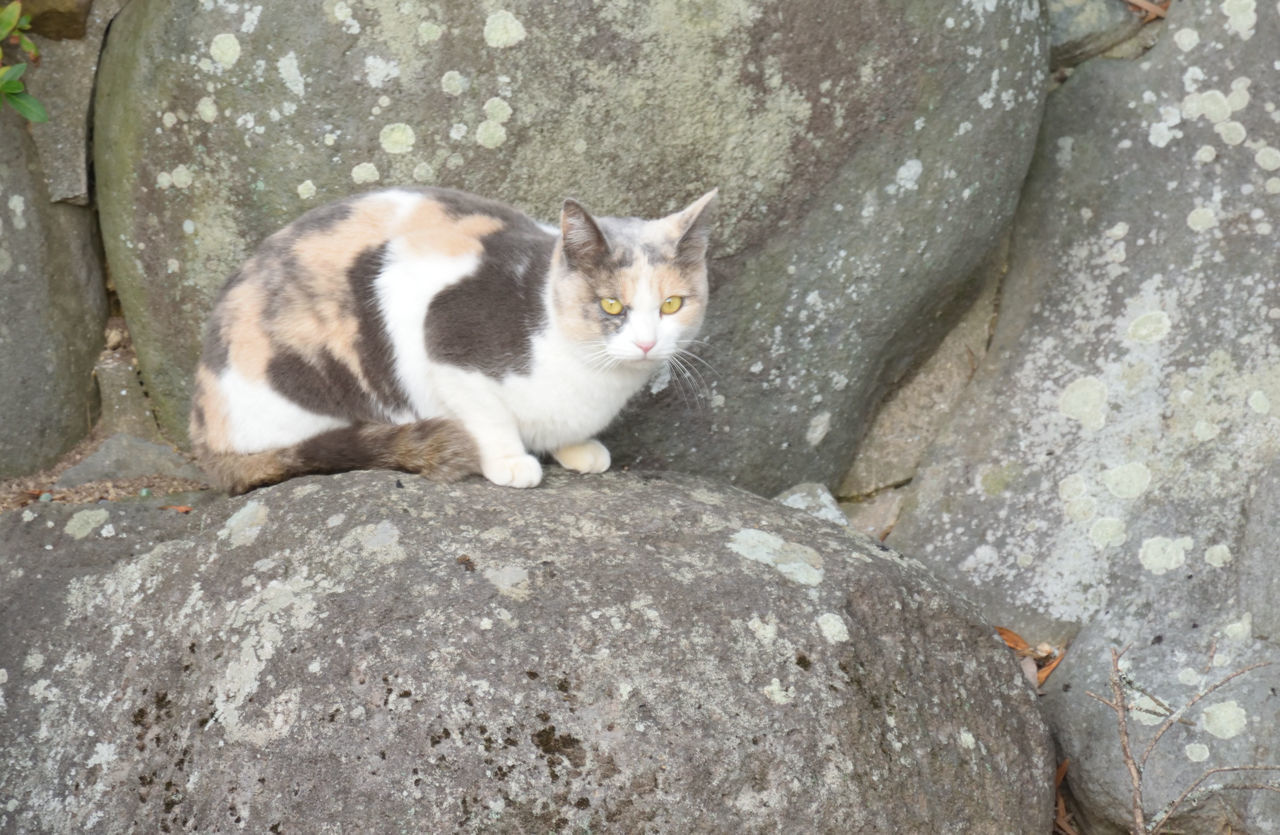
[
  {"x1": 600, "y1": 297, "x2": 623, "y2": 315},
  {"x1": 661, "y1": 295, "x2": 684, "y2": 315}
]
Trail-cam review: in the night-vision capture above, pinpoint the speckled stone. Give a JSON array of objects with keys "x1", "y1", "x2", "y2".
[
  {"x1": 0, "y1": 470, "x2": 1053, "y2": 832},
  {"x1": 891, "y1": 3, "x2": 1280, "y2": 831},
  {"x1": 0, "y1": 116, "x2": 107, "y2": 478},
  {"x1": 93, "y1": 0, "x2": 1047, "y2": 494}
]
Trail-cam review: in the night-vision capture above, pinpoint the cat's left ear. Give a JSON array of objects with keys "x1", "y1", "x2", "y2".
[{"x1": 671, "y1": 188, "x2": 718, "y2": 268}]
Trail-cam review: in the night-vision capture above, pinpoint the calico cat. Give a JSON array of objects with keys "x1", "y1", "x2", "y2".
[{"x1": 189, "y1": 186, "x2": 717, "y2": 494}]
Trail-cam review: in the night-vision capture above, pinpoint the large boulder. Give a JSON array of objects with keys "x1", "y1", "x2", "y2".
[
  {"x1": 890, "y1": 3, "x2": 1280, "y2": 830},
  {"x1": 94, "y1": 0, "x2": 1048, "y2": 493},
  {"x1": 0, "y1": 470, "x2": 1054, "y2": 831},
  {"x1": 0, "y1": 115, "x2": 107, "y2": 478}
]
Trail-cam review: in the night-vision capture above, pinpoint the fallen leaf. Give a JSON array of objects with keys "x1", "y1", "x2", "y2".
[
  {"x1": 1038, "y1": 651, "x2": 1066, "y2": 686},
  {"x1": 996, "y1": 626, "x2": 1031, "y2": 652},
  {"x1": 160, "y1": 505, "x2": 193, "y2": 514}
]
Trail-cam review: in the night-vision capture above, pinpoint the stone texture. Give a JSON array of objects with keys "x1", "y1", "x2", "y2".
[
  {"x1": 773, "y1": 481, "x2": 848, "y2": 528},
  {"x1": 1046, "y1": 0, "x2": 1144, "y2": 69},
  {"x1": 0, "y1": 115, "x2": 107, "y2": 478},
  {"x1": 839, "y1": 255, "x2": 1001, "y2": 499},
  {"x1": 890, "y1": 3, "x2": 1280, "y2": 831},
  {"x1": 0, "y1": 470, "x2": 1054, "y2": 832},
  {"x1": 53, "y1": 434, "x2": 206, "y2": 488},
  {"x1": 23, "y1": 0, "x2": 93, "y2": 39},
  {"x1": 93, "y1": 351, "x2": 164, "y2": 442},
  {"x1": 93, "y1": 0, "x2": 1047, "y2": 494},
  {"x1": 26, "y1": 0, "x2": 124, "y2": 204}
]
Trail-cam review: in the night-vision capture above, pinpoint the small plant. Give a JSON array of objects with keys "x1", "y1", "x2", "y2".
[{"x1": 0, "y1": 1, "x2": 46, "y2": 123}]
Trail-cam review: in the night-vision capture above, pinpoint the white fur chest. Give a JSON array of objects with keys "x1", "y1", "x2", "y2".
[{"x1": 500, "y1": 333, "x2": 653, "y2": 453}]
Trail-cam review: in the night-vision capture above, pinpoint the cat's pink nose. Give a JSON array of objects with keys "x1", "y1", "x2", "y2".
[{"x1": 635, "y1": 339, "x2": 656, "y2": 354}]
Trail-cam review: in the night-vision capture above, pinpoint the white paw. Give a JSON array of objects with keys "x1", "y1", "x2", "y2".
[
  {"x1": 553, "y1": 440, "x2": 611, "y2": 474},
  {"x1": 483, "y1": 454, "x2": 543, "y2": 488}
]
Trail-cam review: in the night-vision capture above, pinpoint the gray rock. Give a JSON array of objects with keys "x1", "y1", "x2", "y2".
[
  {"x1": 0, "y1": 470, "x2": 1054, "y2": 832},
  {"x1": 1046, "y1": 0, "x2": 1144, "y2": 69},
  {"x1": 93, "y1": 0, "x2": 1047, "y2": 493},
  {"x1": 0, "y1": 116, "x2": 107, "y2": 478},
  {"x1": 891, "y1": 3, "x2": 1280, "y2": 831},
  {"x1": 92, "y1": 351, "x2": 165, "y2": 442},
  {"x1": 27, "y1": 0, "x2": 125, "y2": 204},
  {"x1": 774, "y1": 481, "x2": 848, "y2": 528},
  {"x1": 53, "y1": 433, "x2": 207, "y2": 488}
]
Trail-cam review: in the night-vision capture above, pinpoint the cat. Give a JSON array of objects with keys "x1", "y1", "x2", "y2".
[{"x1": 189, "y1": 186, "x2": 717, "y2": 494}]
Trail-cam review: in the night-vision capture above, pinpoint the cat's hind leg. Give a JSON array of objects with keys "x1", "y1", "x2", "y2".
[{"x1": 553, "y1": 440, "x2": 611, "y2": 474}]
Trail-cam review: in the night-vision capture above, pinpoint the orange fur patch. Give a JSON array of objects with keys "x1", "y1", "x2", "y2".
[{"x1": 398, "y1": 200, "x2": 504, "y2": 258}]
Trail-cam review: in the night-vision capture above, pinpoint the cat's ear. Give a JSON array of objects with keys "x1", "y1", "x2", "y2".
[
  {"x1": 560, "y1": 199, "x2": 611, "y2": 271},
  {"x1": 671, "y1": 188, "x2": 718, "y2": 268}
]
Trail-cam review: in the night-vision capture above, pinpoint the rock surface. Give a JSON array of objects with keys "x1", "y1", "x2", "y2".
[
  {"x1": 0, "y1": 470, "x2": 1054, "y2": 832},
  {"x1": 53, "y1": 433, "x2": 206, "y2": 488},
  {"x1": 0, "y1": 116, "x2": 107, "y2": 478},
  {"x1": 1046, "y1": 0, "x2": 1144, "y2": 69},
  {"x1": 890, "y1": 3, "x2": 1280, "y2": 830},
  {"x1": 94, "y1": 0, "x2": 1047, "y2": 493}
]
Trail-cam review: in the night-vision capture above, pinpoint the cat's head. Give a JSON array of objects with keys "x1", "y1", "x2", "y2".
[{"x1": 550, "y1": 189, "x2": 717, "y2": 367}]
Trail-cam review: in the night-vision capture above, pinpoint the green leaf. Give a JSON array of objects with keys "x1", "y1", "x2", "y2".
[
  {"x1": 7, "y1": 90, "x2": 46, "y2": 122},
  {"x1": 17, "y1": 13, "x2": 30, "y2": 30},
  {"x1": 18, "y1": 33, "x2": 35, "y2": 58},
  {"x1": 0, "y1": 3, "x2": 20, "y2": 40},
  {"x1": 0, "y1": 78, "x2": 23, "y2": 94},
  {"x1": 0, "y1": 61, "x2": 24, "y2": 83}
]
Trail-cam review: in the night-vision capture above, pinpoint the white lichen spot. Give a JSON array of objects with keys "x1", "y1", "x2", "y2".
[
  {"x1": 351, "y1": 162, "x2": 380, "y2": 184},
  {"x1": 475, "y1": 120, "x2": 507, "y2": 149},
  {"x1": 1055, "y1": 136, "x2": 1074, "y2": 168},
  {"x1": 22, "y1": 651, "x2": 43, "y2": 671},
  {"x1": 1090, "y1": 517, "x2": 1127, "y2": 549},
  {"x1": 1186, "y1": 207, "x2": 1218, "y2": 232},
  {"x1": 379, "y1": 122, "x2": 415, "y2": 154},
  {"x1": 296, "y1": 180, "x2": 316, "y2": 200},
  {"x1": 1059, "y1": 376, "x2": 1108, "y2": 430},
  {"x1": 65, "y1": 508, "x2": 109, "y2": 540},
  {"x1": 1256, "y1": 146, "x2": 1280, "y2": 171},
  {"x1": 1205, "y1": 544, "x2": 1232, "y2": 566},
  {"x1": 1103, "y1": 462, "x2": 1152, "y2": 498},
  {"x1": 1138, "y1": 535, "x2": 1192, "y2": 575},
  {"x1": 209, "y1": 33, "x2": 241, "y2": 69},
  {"x1": 162, "y1": 111, "x2": 177, "y2": 128},
  {"x1": 1185, "y1": 742, "x2": 1211, "y2": 762},
  {"x1": 727, "y1": 529, "x2": 824, "y2": 586},
  {"x1": 1130, "y1": 694, "x2": 1165, "y2": 726},
  {"x1": 182, "y1": 219, "x2": 196, "y2": 235},
  {"x1": 761, "y1": 678, "x2": 793, "y2": 704},
  {"x1": 805, "y1": 411, "x2": 831, "y2": 446},
  {"x1": 1268, "y1": 177, "x2": 1280, "y2": 194},
  {"x1": 1223, "y1": 612, "x2": 1252, "y2": 641},
  {"x1": 958, "y1": 729, "x2": 976, "y2": 749},
  {"x1": 1127, "y1": 311, "x2": 1172, "y2": 343},
  {"x1": 364, "y1": 56, "x2": 400, "y2": 88},
  {"x1": 1198, "y1": 90, "x2": 1231, "y2": 124},
  {"x1": 816, "y1": 612, "x2": 849, "y2": 643},
  {"x1": 340, "y1": 520, "x2": 405, "y2": 564},
  {"x1": 170, "y1": 165, "x2": 194, "y2": 189},
  {"x1": 196, "y1": 96, "x2": 218, "y2": 122},
  {"x1": 1058, "y1": 473, "x2": 1088, "y2": 501},
  {"x1": 483, "y1": 564, "x2": 531, "y2": 600},
  {"x1": 1178, "y1": 667, "x2": 1203, "y2": 686},
  {"x1": 1174, "y1": 28, "x2": 1200, "y2": 51},
  {"x1": 332, "y1": 0, "x2": 359, "y2": 32},
  {"x1": 86, "y1": 742, "x2": 118, "y2": 769},
  {"x1": 483, "y1": 10, "x2": 527, "y2": 48},
  {"x1": 1064, "y1": 497, "x2": 1096, "y2": 523},
  {"x1": 1203, "y1": 700, "x2": 1247, "y2": 739},
  {"x1": 894, "y1": 159, "x2": 923, "y2": 191},
  {"x1": 449, "y1": 123, "x2": 468, "y2": 140},
  {"x1": 1194, "y1": 145, "x2": 1217, "y2": 163},
  {"x1": 1192, "y1": 420, "x2": 1220, "y2": 441},
  {"x1": 156, "y1": 171, "x2": 173, "y2": 190},
  {"x1": 747, "y1": 615, "x2": 777, "y2": 643},
  {"x1": 1247, "y1": 389, "x2": 1271, "y2": 413},
  {"x1": 412, "y1": 162, "x2": 434, "y2": 182},
  {"x1": 483, "y1": 97, "x2": 513, "y2": 124},
  {"x1": 440, "y1": 70, "x2": 466, "y2": 96},
  {"x1": 1214, "y1": 120, "x2": 1247, "y2": 145},
  {"x1": 277, "y1": 52, "x2": 305, "y2": 98},
  {"x1": 218, "y1": 500, "x2": 268, "y2": 547},
  {"x1": 418, "y1": 21, "x2": 443, "y2": 42},
  {"x1": 1220, "y1": 0, "x2": 1257, "y2": 39}
]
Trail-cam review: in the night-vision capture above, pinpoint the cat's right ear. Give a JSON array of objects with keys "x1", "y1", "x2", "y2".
[{"x1": 560, "y1": 199, "x2": 611, "y2": 271}]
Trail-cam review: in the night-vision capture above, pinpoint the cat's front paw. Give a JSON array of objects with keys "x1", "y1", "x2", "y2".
[
  {"x1": 553, "y1": 439, "x2": 611, "y2": 474},
  {"x1": 483, "y1": 454, "x2": 543, "y2": 488}
]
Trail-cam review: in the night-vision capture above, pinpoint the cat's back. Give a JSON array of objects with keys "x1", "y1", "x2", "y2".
[{"x1": 191, "y1": 187, "x2": 552, "y2": 455}]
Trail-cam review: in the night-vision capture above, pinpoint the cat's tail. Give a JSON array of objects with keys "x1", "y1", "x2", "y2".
[{"x1": 195, "y1": 419, "x2": 480, "y2": 495}]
